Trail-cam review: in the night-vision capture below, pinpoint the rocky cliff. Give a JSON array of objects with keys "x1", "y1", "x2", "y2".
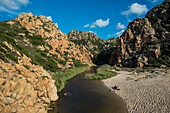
[
  {"x1": 0, "y1": 1, "x2": 169, "y2": 112},
  {"x1": 110, "y1": 0, "x2": 170, "y2": 68},
  {"x1": 0, "y1": 57, "x2": 58, "y2": 112},
  {"x1": 68, "y1": 30, "x2": 117, "y2": 64},
  {"x1": 14, "y1": 13, "x2": 93, "y2": 69},
  {"x1": 0, "y1": 13, "x2": 93, "y2": 113}
]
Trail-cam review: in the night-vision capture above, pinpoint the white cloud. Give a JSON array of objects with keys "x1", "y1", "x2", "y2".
[
  {"x1": 16, "y1": 0, "x2": 30, "y2": 6},
  {"x1": 147, "y1": 0, "x2": 158, "y2": 3},
  {"x1": 90, "y1": 25, "x2": 97, "y2": 28},
  {"x1": 128, "y1": 19, "x2": 131, "y2": 22},
  {"x1": 0, "y1": 0, "x2": 30, "y2": 15},
  {"x1": 107, "y1": 35, "x2": 110, "y2": 37},
  {"x1": 152, "y1": 0, "x2": 158, "y2": 3},
  {"x1": 89, "y1": 30, "x2": 93, "y2": 33},
  {"x1": 91, "y1": 19, "x2": 110, "y2": 28},
  {"x1": 121, "y1": 3, "x2": 148, "y2": 16},
  {"x1": 116, "y1": 23, "x2": 125, "y2": 29},
  {"x1": 0, "y1": 0, "x2": 19, "y2": 10},
  {"x1": 0, "y1": 6, "x2": 18, "y2": 15},
  {"x1": 47, "y1": 16, "x2": 52, "y2": 21},
  {"x1": 83, "y1": 24, "x2": 89, "y2": 27},
  {"x1": 89, "y1": 30, "x2": 97, "y2": 35},
  {"x1": 114, "y1": 30, "x2": 125, "y2": 37}
]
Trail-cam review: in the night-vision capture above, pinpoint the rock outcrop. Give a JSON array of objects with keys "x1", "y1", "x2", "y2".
[
  {"x1": 0, "y1": 1, "x2": 169, "y2": 112},
  {"x1": 110, "y1": 0, "x2": 170, "y2": 68},
  {"x1": 68, "y1": 30, "x2": 117, "y2": 64},
  {"x1": 0, "y1": 12, "x2": 94, "y2": 113},
  {"x1": 14, "y1": 13, "x2": 93, "y2": 69},
  {"x1": 146, "y1": 0, "x2": 170, "y2": 55},
  {"x1": 110, "y1": 18, "x2": 157, "y2": 68},
  {"x1": 0, "y1": 56, "x2": 58, "y2": 113}
]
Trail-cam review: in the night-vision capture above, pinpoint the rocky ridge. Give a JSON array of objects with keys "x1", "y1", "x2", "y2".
[
  {"x1": 14, "y1": 12, "x2": 93, "y2": 69},
  {"x1": 0, "y1": 12, "x2": 93, "y2": 113},
  {"x1": 110, "y1": 0, "x2": 170, "y2": 68},
  {"x1": 68, "y1": 30, "x2": 117, "y2": 64},
  {"x1": 0, "y1": 1, "x2": 169, "y2": 112}
]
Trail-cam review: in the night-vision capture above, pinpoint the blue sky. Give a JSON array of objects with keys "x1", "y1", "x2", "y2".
[{"x1": 0, "y1": 0, "x2": 164, "y2": 40}]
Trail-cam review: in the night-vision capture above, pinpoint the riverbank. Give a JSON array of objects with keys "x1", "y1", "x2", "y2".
[
  {"x1": 49, "y1": 66, "x2": 127, "y2": 113},
  {"x1": 52, "y1": 66, "x2": 90, "y2": 92},
  {"x1": 103, "y1": 68, "x2": 170, "y2": 113},
  {"x1": 85, "y1": 65, "x2": 117, "y2": 80}
]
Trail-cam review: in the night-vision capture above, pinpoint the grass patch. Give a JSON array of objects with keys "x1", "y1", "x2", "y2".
[
  {"x1": 85, "y1": 65, "x2": 117, "y2": 80},
  {"x1": 53, "y1": 66, "x2": 90, "y2": 92},
  {"x1": 111, "y1": 66, "x2": 123, "y2": 71}
]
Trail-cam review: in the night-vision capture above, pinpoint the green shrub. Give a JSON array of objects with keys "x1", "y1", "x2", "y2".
[
  {"x1": 42, "y1": 76, "x2": 49, "y2": 79},
  {"x1": 53, "y1": 66, "x2": 90, "y2": 92},
  {"x1": 58, "y1": 59, "x2": 66, "y2": 66},
  {"x1": 44, "y1": 28, "x2": 50, "y2": 32},
  {"x1": 74, "y1": 60, "x2": 88, "y2": 67},
  {"x1": 158, "y1": 25, "x2": 166, "y2": 32},
  {"x1": 112, "y1": 66, "x2": 122, "y2": 71},
  {"x1": 0, "y1": 47, "x2": 6, "y2": 53},
  {"x1": 64, "y1": 51, "x2": 69, "y2": 55},
  {"x1": 0, "y1": 52, "x2": 8, "y2": 63},
  {"x1": 31, "y1": 70, "x2": 35, "y2": 72},
  {"x1": 31, "y1": 39, "x2": 44, "y2": 45},
  {"x1": 47, "y1": 44, "x2": 53, "y2": 50},
  {"x1": 0, "y1": 43, "x2": 11, "y2": 52},
  {"x1": 0, "y1": 33, "x2": 16, "y2": 45},
  {"x1": 23, "y1": 65, "x2": 30, "y2": 69},
  {"x1": 6, "y1": 52, "x2": 18, "y2": 62},
  {"x1": 55, "y1": 48, "x2": 61, "y2": 53},
  {"x1": 85, "y1": 65, "x2": 117, "y2": 80}
]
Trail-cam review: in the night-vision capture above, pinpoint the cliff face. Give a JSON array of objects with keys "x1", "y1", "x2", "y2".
[
  {"x1": 146, "y1": 0, "x2": 170, "y2": 55},
  {"x1": 68, "y1": 30, "x2": 117, "y2": 64},
  {"x1": 14, "y1": 13, "x2": 93, "y2": 69},
  {"x1": 0, "y1": 1, "x2": 169, "y2": 112},
  {"x1": 0, "y1": 13, "x2": 93, "y2": 113},
  {"x1": 110, "y1": 17, "x2": 157, "y2": 68},
  {"x1": 110, "y1": 0, "x2": 170, "y2": 68},
  {"x1": 0, "y1": 57, "x2": 58, "y2": 112}
]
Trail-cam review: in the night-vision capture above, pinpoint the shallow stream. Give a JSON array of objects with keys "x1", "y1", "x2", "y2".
[{"x1": 49, "y1": 67, "x2": 127, "y2": 113}]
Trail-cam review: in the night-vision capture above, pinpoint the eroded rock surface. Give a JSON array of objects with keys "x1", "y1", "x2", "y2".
[
  {"x1": 110, "y1": 0, "x2": 170, "y2": 68},
  {"x1": 68, "y1": 30, "x2": 117, "y2": 64},
  {"x1": 15, "y1": 12, "x2": 93, "y2": 69},
  {"x1": 0, "y1": 55, "x2": 58, "y2": 113}
]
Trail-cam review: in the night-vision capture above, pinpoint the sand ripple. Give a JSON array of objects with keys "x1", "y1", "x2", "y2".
[{"x1": 103, "y1": 69, "x2": 170, "y2": 113}]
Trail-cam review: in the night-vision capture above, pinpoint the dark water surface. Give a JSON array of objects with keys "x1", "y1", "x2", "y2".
[{"x1": 49, "y1": 67, "x2": 127, "y2": 113}]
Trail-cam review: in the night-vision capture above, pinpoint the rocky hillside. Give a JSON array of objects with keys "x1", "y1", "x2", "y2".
[
  {"x1": 0, "y1": 1, "x2": 169, "y2": 112},
  {"x1": 0, "y1": 13, "x2": 93, "y2": 112},
  {"x1": 1, "y1": 13, "x2": 93, "y2": 71},
  {"x1": 110, "y1": 0, "x2": 170, "y2": 68},
  {"x1": 146, "y1": 0, "x2": 170, "y2": 56},
  {"x1": 68, "y1": 30, "x2": 117, "y2": 63}
]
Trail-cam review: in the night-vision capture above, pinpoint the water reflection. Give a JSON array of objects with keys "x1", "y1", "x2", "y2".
[{"x1": 49, "y1": 67, "x2": 127, "y2": 113}]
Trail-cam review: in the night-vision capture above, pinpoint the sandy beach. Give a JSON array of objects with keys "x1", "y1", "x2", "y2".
[{"x1": 103, "y1": 69, "x2": 170, "y2": 113}]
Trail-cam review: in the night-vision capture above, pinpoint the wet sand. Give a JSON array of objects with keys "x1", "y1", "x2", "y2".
[{"x1": 103, "y1": 69, "x2": 170, "y2": 113}]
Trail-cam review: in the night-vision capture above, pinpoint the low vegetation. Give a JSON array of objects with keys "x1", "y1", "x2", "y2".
[
  {"x1": 85, "y1": 65, "x2": 117, "y2": 80},
  {"x1": 0, "y1": 20, "x2": 94, "y2": 95},
  {"x1": 53, "y1": 66, "x2": 90, "y2": 92},
  {"x1": 68, "y1": 31, "x2": 117, "y2": 59},
  {"x1": 0, "y1": 21, "x2": 91, "y2": 73}
]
